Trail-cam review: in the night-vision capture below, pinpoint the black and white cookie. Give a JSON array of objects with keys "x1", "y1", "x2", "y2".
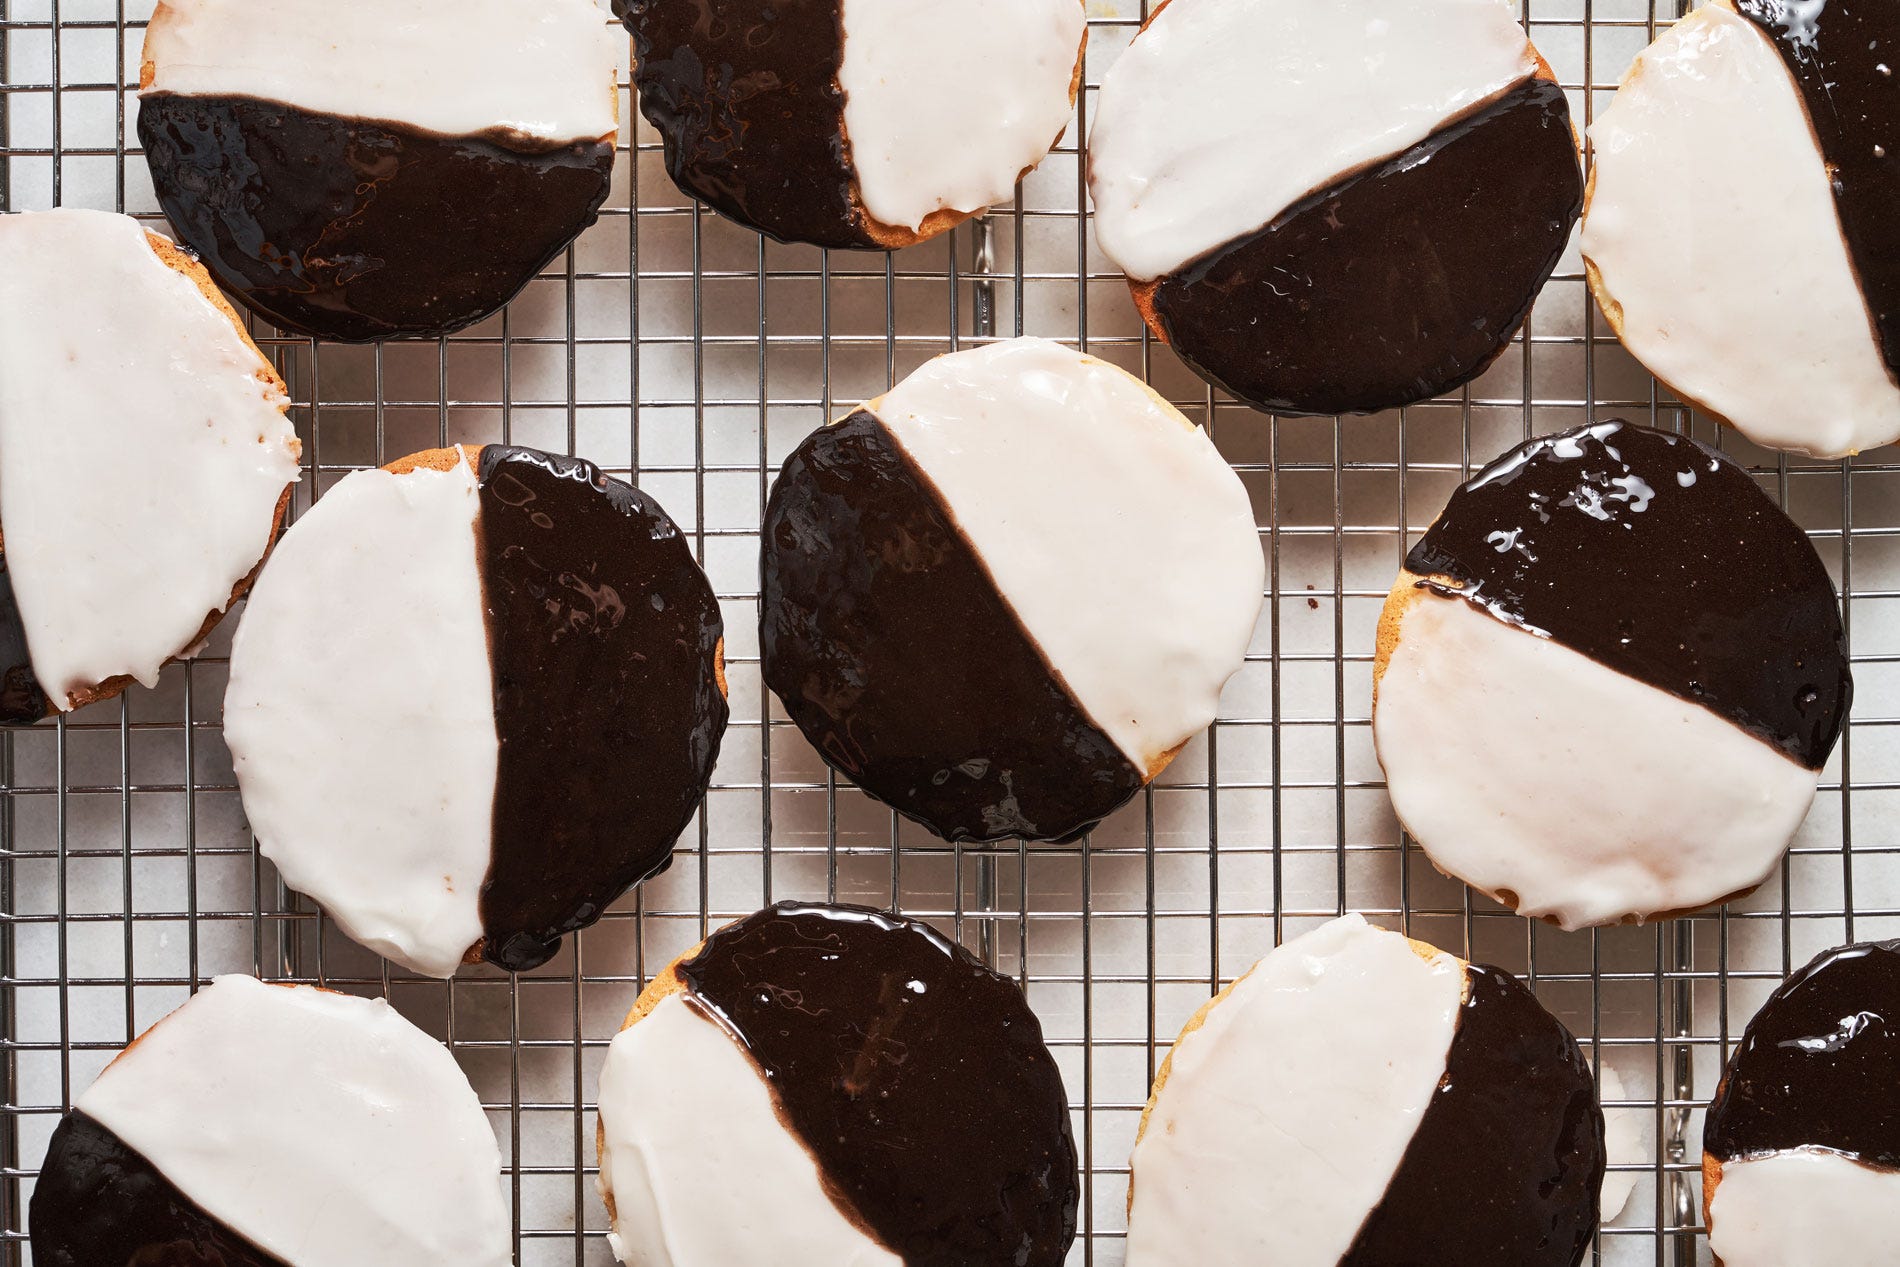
[
  {"x1": 30, "y1": 974, "x2": 508, "y2": 1266},
  {"x1": 137, "y1": 0, "x2": 620, "y2": 342},
  {"x1": 1584, "y1": 2, "x2": 1899, "y2": 458},
  {"x1": 0, "y1": 208, "x2": 299, "y2": 724},
  {"x1": 224, "y1": 445, "x2": 728, "y2": 976},
  {"x1": 596, "y1": 902, "x2": 1078, "y2": 1266},
  {"x1": 1126, "y1": 914, "x2": 1604, "y2": 1265},
  {"x1": 1087, "y1": 0, "x2": 1581, "y2": 417},
  {"x1": 1373, "y1": 421, "x2": 1852, "y2": 929},
  {"x1": 617, "y1": 0, "x2": 1083, "y2": 249},
  {"x1": 760, "y1": 337, "x2": 1263, "y2": 843},
  {"x1": 1703, "y1": 940, "x2": 1900, "y2": 1266}
]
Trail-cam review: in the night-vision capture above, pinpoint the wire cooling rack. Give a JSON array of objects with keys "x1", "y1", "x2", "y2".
[{"x1": 4, "y1": 1, "x2": 1896, "y2": 1263}]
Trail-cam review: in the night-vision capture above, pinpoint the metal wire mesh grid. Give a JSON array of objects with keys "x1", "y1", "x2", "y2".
[{"x1": 5, "y1": 0, "x2": 1899, "y2": 1263}]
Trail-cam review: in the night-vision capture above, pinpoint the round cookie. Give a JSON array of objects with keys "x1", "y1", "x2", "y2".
[
  {"x1": 1582, "y1": 2, "x2": 1899, "y2": 459},
  {"x1": 29, "y1": 974, "x2": 509, "y2": 1266},
  {"x1": 225, "y1": 444, "x2": 728, "y2": 976},
  {"x1": 1126, "y1": 914, "x2": 1604, "y2": 1265},
  {"x1": 595, "y1": 902, "x2": 1079, "y2": 1266},
  {"x1": 760, "y1": 337, "x2": 1263, "y2": 843},
  {"x1": 1372, "y1": 420, "x2": 1852, "y2": 930},
  {"x1": 0, "y1": 208, "x2": 299, "y2": 725},
  {"x1": 1702, "y1": 940, "x2": 1900, "y2": 1266},
  {"x1": 616, "y1": 0, "x2": 1084, "y2": 249},
  {"x1": 137, "y1": 0, "x2": 620, "y2": 342},
  {"x1": 1086, "y1": 0, "x2": 1582, "y2": 417}
]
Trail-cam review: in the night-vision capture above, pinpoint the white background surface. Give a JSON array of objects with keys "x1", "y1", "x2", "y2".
[{"x1": 5, "y1": 1, "x2": 1898, "y2": 1263}]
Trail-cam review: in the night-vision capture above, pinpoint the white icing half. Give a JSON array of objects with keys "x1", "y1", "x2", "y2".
[
  {"x1": 1374, "y1": 593, "x2": 1819, "y2": 930},
  {"x1": 224, "y1": 460, "x2": 497, "y2": 979},
  {"x1": 78, "y1": 975, "x2": 510, "y2": 1266},
  {"x1": 1581, "y1": 5, "x2": 1900, "y2": 459},
  {"x1": 868, "y1": 338, "x2": 1264, "y2": 773},
  {"x1": 1087, "y1": 0, "x2": 1539, "y2": 281},
  {"x1": 1125, "y1": 914, "x2": 1465, "y2": 1267},
  {"x1": 838, "y1": 0, "x2": 1081, "y2": 232},
  {"x1": 143, "y1": 0, "x2": 619, "y2": 145},
  {"x1": 0, "y1": 209, "x2": 297, "y2": 711},
  {"x1": 597, "y1": 991, "x2": 900, "y2": 1267},
  {"x1": 1708, "y1": 1150, "x2": 1900, "y2": 1267},
  {"x1": 1596, "y1": 1064, "x2": 1648, "y2": 1223}
]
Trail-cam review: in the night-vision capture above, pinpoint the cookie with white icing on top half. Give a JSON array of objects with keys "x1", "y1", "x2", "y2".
[
  {"x1": 1126, "y1": 914, "x2": 1604, "y2": 1266},
  {"x1": 137, "y1": 0, "x2": 621, "y2": 343},
  {"x1": 1583, "y1": 1, "x2": 1899, "y2": 458},
  {"x1": 225, "y1": 445, "x2": 727, "y2": 977},
  {"x1": 1703, "y1": 940, "x2": 1900, "y2": 1266},
  {"x1": 29, "y1": 974, "x2": 509, "y2": 1267},
  {"x1": 760, "y1": 337, "x2": 1264, "y2": 844},
  {"x1": 616, "y1": 0, "x2": 1084, "y2": 249},
  {"x1": 595, "y1": 902, "x2": 1078, "y2": 1266},
  {"x1": 0, "y1": 208, "x2": 300, "y2": 726},
  {"x1": 1372, "y1": 421, "x2": 1851, "y2": 930},
  {"x1": 1087, "y1": 0, "x2": 1582, "y2": 417}
]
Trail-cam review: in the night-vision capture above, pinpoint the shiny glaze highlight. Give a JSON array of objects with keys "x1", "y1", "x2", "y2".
[
  {"x1": 678, "y1": 903, "x2": 1080, "y2": 1266},
  {"x1": 1344, "y1": 964, "x2": 1605, "y2": 1265},
  {"x1": 138, "y1": 95, "x2": 614, "y2": 342},
  {"x1": 475, "y1": 446, "x2": 727, "y2": 972},
  {"x1": 1407, "y1": 420, "x2": 1850, "y2": 768},
  {"x1": 759, "y1": 411, "x2": 1145, "y2": 843},
  {"x1": 1149, "y1": 76, "x2": 1581, "y2": 416},
  {"x1": 1705, "y1": 939, "x2": 1900, "y2": 1166}
]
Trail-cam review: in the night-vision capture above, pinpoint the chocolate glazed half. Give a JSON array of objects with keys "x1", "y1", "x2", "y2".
[
  {"x1": 1734, "y1": 0, "x2": 1900, "y2": 378},
  {"x1": 615, "y1": 0, "x2": 876, "y2": 248},
  {"x1": 760, "y1": 411, "x2": 1146, "y2": 843},
  {"x1": 1343, "y1": 965, "x2": 1605, "y2": 1266},
  {"x1": 1705, "y1": 939, "x2": 1900, "y2": 1167},
  {"x1": 1147, "y1": 76, "x2": 1582, "y2": 417},
  {"x1": 1406, "y1": 420, "x2": 1851, "y2": 770},
  {"x1": 138, "y1": 95, "x2": 615, "y2": 342},
  {"x1": 678, "y1": 903, "x2": 1080, "y2": 1267},
  {"x1": 475, "y1": 446, "x2": 727, "y2": 972},
  {"x1": 0, "y1": 546, "x2": 49, "y2": 724},
  {"x1": 30, "y1": 1111, "x2": 288, "y2": 1267}
]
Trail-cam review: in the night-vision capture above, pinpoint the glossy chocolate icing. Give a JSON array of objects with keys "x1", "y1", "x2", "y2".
[
  {"x1": 616, "y1": 0, "x2": 873, "y2": 248},
  {"x1": 1344, "y1": 964, "x2": 1604, "y2": 1265},
  {"x1": 1148, "y1": 76, "x2": 1582, "y2": 417},
  {"x1": 138, "y1": 95, "x2": 615, "y2": 343},
  {"x1": 0, "y1": 549, "x2": 48, "y2": 724},
  {"x1": 759, "y1": 411, "x2": 1145, "y2": 843},
  {"x1": 1705, "y1": 939, "x2": 1900, "y2": 1167},
  {"x1": 31, "y1": 1111, "x2": 286, "y2": 1267},
  {"x1": 678, "y1": 903, "x2": 1079, "y2": 1266},
  {"x1": 475, "y1": 446, "x2": 727, "y2": 972},
  {"x1": 1407, "y1": 420, "x2": 1851, "y2": 769},
  {"x1": 1735, "y1": 0, "x2": 1899, "y2": 377}
]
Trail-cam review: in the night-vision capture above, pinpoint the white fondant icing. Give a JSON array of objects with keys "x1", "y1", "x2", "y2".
[
  {"x1": 142, "y1": 0, "x2": 619, "y2": 145},
  {"x1": 0, "y1": 209, "x2": 297, "y2": 711},
  {"x1": 1596, "y1": 1063, "x2": 1648, "y2": 1223},
  {"x1": 224, "y1": 459, "x2": 497, "y2": 979},
  {"x1": 78, "y1": 975, "x2": 510, "y2": 1266},
  {"x1": 1373, "y1": 592, "x2": 1820, "y2": 930},
  {"x1": 1582, "y1": 5, "x2": 1900, "y2": 459},
  {"x1": 597, "y1": 991, "x2": 901, "y2": 1267},
  {"x1": 1087, "y1": 0, "x2": 1539, "y2": 281},
  {"x1": 868, "y1": 338, "x2": 1263, "y2": 773},
  {"x1": 838, "y1": 0, "x2": 1081, "y2": 232},
  {"x1": 1125, "y1": 914, "x2": 1465, "y2": 1267},
  {"x1": 1708, "y1": 1150, "x2": 1900, "y2": 1266}
]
